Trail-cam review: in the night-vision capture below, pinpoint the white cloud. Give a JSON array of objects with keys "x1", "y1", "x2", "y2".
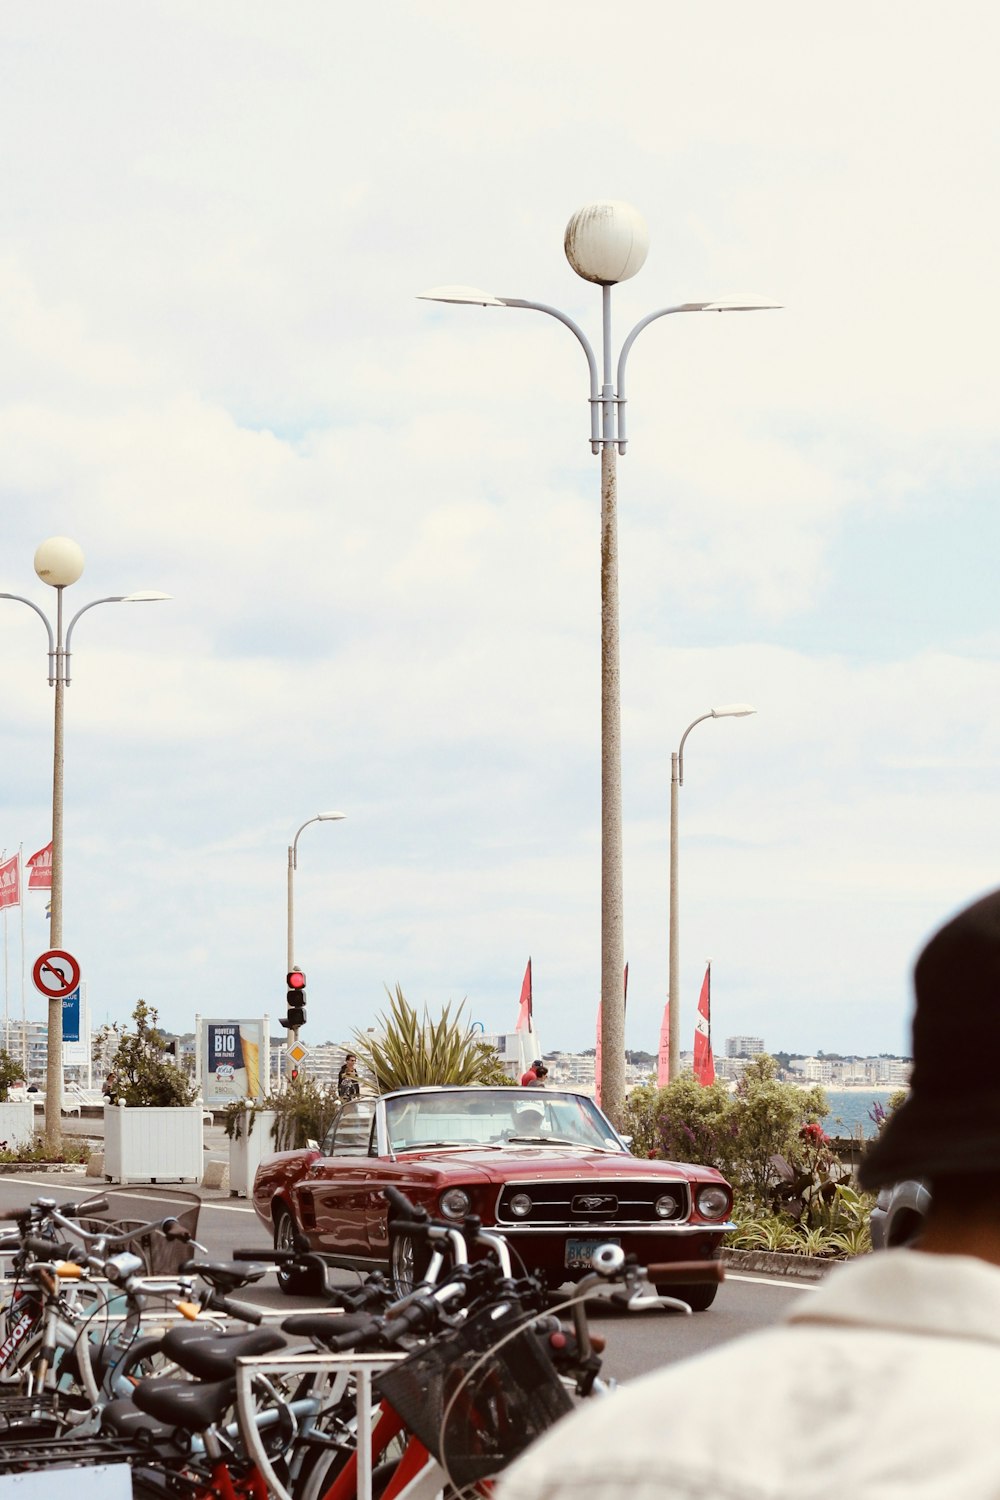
[{"x1": 3, "y1": 0, "x2": 1000, "y2": 1069}]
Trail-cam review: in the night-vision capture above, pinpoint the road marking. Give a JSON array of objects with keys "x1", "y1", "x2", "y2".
[{"x1": 725, "y1": 1272, "x2": 820, "y2": 1291}]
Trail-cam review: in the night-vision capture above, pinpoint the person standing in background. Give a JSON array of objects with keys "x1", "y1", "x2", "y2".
[{"x1": 337, "y1": 1053, "x2": 361, "y2": 1100}]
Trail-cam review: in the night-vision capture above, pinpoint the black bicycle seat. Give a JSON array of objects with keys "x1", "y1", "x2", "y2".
[
  {"x1": 160, "y1": 1324, "x2": 285, "y2": 1381},
  {"x1": 181, "y1": 1258, "x2": 268, "y2": 1292}
]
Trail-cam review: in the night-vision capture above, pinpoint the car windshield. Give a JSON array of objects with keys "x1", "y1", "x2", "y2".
[{"x1": 384, "y1": 1088, "x2": 625, "y2": 1153}]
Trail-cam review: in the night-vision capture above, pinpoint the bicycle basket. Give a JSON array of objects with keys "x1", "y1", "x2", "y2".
[
  {"x1": 76, "y1": 1186, "x2": 201, "y2": 1274},
  {"x1": 374, "y1": 1304, "x2": 573, "y2": 1487}
]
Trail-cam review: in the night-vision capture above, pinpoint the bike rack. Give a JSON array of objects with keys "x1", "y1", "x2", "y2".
[{"x1": 236, "y1": 1351, "x2": 406, "y2": 1500}]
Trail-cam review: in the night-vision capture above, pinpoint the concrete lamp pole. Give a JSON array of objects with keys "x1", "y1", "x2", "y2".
[
  {"x1": 1, "y1": 537, "x2": 170, "y2": 1150},
  {"x1": 667, "y1": 704, "x2": 756, "y2": 1082},
  {"x1": 419, "y1": 202, "x2": 778, "y2": 1126},
  {"x1": 286, "y1": 812, "x2": 345, "y2": 1082}
]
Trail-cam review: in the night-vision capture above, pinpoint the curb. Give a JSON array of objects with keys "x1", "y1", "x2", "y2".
[{"x1": 721, "y1": 1247, "x2": 836, "y2": 1281}]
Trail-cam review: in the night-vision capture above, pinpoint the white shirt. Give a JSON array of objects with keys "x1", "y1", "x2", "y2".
[{"x1": 499, "y1": 1249, "x2": 1000, "y2": 1500}]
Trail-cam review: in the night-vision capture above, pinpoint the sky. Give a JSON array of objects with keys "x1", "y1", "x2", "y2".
[{"x1": 3, "y1": 0, "x2": 1000, "y2": 1062}]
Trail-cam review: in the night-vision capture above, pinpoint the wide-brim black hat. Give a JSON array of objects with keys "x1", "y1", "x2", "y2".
[{"x1": 859, "y1": 885, "x2": 1000, "y2": 1191}]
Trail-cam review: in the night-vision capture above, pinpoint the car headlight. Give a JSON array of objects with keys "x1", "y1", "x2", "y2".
[
  {"x1": 439, "y1": 1188, "x2": 472, "y2": 1219},
  {"x1": 654, "y1": 1193, "x2": 681, "y2": 1219},
  {"x1": 696, "y1": 1185, "x2": 731, "y2": 1220},
  {"x1": 508, "y1": 1192, "x2": 533, "y2": 1218}
]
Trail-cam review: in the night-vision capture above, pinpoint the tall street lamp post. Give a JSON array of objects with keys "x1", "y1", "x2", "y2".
[
  {"x1": 420, "y1": 201, "x2": 777, "y2": 1125},
  {"x1": 668, "y1": 704, "x2": 756, "y2": 1081},
  {"x1": 286, "y1": 812, "x2": 345, "y2": 1081},
  {"x1": 1, "y1": 537, "x2": 170, "y2": 1149}
]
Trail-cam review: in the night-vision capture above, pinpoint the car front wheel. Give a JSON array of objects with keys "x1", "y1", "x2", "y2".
[
  {"x1": 388, "y1": 1231, "x2": 430, "y2": 1297},
  {"x1": 274, "y1": 1206, "x2": 326, "y2": 1298},
  {"x1": 653, "y1": 1278, "x2": 719, "y2": 1312}
]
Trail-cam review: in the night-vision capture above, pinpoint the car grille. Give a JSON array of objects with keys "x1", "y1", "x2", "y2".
[{"x1": 495, "y1": 1178, "x2": 690, "y2": 1226}]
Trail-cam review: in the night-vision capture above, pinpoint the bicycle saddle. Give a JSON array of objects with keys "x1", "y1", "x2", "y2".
[
  {"x1": 131, "y1": 1374, "x2": 237, "y2": 1432},
  {"x1": 280, "y1": 1311, "x2": 373, "y2": 1344},
  {"x1": 160, "y1": 1323, "x2": 286, "y2": 1381},
  {"x1": 181, "y1": 1258, "x2": 268, "y2": 1292}
]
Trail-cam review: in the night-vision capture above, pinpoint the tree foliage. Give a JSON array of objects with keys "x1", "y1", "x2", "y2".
[
  {"x1": 352, "y1": 985, "x2": 510, "y2": 1091},
  {"x1": 623, "y1": 1054, "x2": 828, "y2": 1207},
  {"x1": 109, "y1": 1000, "x2": 197, "y2": 1107},
  {"x1": 0, "y1": 1050, "x2": 26, "y2": 1103}
]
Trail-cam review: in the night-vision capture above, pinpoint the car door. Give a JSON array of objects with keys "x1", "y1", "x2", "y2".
[{"x1": 305, "y1": 1099, "x2": 379, "y2": 1258}]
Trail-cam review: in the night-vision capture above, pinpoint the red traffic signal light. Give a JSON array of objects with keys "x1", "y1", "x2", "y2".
[{"x1": 287, "y1": 970, "x2": 306, "y2": 990}]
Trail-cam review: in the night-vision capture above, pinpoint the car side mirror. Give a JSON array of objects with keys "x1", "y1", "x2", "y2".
[
  {"x1": 306, "y1": 1138, "x2": 320, "y2": 1151},
  {"x1": 620, "y1": 1133, "x2": 633, "y2": 1146}
]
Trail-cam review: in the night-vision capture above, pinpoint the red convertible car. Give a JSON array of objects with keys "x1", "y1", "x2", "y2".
[{"x1": 252, "y1": 1085, "x2": 734, "y2": 1309}]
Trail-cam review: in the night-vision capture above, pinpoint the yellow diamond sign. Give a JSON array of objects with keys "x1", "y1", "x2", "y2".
[{"x1": 288, "y1": 1043, "x2": 307, "y2": 1064}]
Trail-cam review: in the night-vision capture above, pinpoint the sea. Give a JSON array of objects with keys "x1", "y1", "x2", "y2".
[{"x1": 818, "y1": 1089, "x2": 898, "y2": 1140}]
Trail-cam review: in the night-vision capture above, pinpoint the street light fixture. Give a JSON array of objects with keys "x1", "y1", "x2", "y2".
[
  {"x1": 420, "y1": 200, "x2": 778, "y2": 1124},
  {"x1": 668, "y1": 704, "x2": 756, "y2": 1081},
  {"x1": 1, "y1": 537, "x2": 171, "y2": 1149},
  {"x1": 286, "y1": 812, "x2": 345, "y2": 1081}
]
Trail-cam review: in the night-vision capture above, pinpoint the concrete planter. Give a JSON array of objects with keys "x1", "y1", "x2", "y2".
[
  {"x1": 103, "y1": 1105, "x2": 204, "y2": 1184},
  {"x1": 0, "y1": 1101, "x2": 36, "y2": 1152},
  {"x1": 228, "y1": 1110, "x2": 277, "y2": 1198}
]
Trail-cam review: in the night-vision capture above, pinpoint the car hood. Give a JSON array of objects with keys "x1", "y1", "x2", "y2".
[{"x1": 388, "y1": 1145, "x2": 725, "y2": 1184}]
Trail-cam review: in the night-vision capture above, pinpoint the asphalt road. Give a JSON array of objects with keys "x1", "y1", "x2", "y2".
[{"x1": 0, "y1": 1169, "x2": 814, "y2": 1382}]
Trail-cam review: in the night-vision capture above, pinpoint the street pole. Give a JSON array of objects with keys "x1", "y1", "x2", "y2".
[
  {"x1": 1, "y1": 538, "x2": 170, "y2": 1150},
  {"x1": 47, "y1": 583, "x2": 66, "y2": 1152},
  {"x1": 285, "y1": 813, "x2": 345, "y2": 1082},
  {"x1": 420, "y1": 203, "x2": 776, "y2": 1126},
  {"x1": 667, "y1": 706, "x2": 756, "y2": 1081}
]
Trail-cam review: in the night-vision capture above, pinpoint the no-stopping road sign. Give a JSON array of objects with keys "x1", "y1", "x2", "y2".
[{"x1": 32, "y1": 949, "x2": 81, "y2": 999}]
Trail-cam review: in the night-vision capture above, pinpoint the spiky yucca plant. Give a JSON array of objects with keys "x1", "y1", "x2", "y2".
[{"x1": 353, "y1": 985, "x2": 510, "y2": 1092}]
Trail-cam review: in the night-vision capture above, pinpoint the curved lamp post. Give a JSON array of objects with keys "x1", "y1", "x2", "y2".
[
  {"x1": 1, "y1": 537, "x2": 170, "y2": 1148},
  {"x1": 668, "y1": 705, "x2": 756, "y2": 1080},
  {"x1": 286, "y1": 812, "x2": 345, "y2": 1080},
  {"x1": 420, "y1": 201, "x2": 778, "y2": 1124}
]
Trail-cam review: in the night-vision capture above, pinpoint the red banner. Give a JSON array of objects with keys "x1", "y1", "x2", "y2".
[
  {"x1": 515, "y1": 958, "x2": 532, "y2": 1032},
  {"x1": 693, "y1": 964, "x2": 715, "y2": 1086},
  {"x1": 0, "y1": 855, "x2": 19, "y2": 910},
  {"x1": 26, "y1": 843, "x2": 52, "y2": 891}
]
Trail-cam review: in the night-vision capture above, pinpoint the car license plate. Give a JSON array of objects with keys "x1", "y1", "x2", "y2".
[{"x1": 565, "y1": 1236, "x2": 620, "y2": 1270}]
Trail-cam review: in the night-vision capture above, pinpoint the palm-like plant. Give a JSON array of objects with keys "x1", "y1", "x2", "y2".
[{"x1": 352, "y1": 986, "x2": 509, "y2": 1092}]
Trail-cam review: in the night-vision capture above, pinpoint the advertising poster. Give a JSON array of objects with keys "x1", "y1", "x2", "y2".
[{"x1": 202, "y1": 1020, "x2": 265, "y2": 1106}]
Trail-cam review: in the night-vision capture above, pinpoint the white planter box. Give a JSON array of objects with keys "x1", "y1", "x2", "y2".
[
  {"x1": 228, "y1": 1110, "x2": 278, "y2": 1198},
  {"x1": 103, "y1": 1105, "x2": 204, "y2": 1185},
  {"x1": 0, "y1": 1101, "x2": 36, "y2": 1152}
]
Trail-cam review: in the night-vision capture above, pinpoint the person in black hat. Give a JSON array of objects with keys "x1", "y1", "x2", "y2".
[{"x1": 497, "y1": 886, "x2": 1000, "y2": 1500}]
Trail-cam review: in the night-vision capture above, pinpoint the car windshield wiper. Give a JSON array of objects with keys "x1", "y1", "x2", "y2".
[
  {"x1": 506, "y1": 1135, "x2": 578, "y2": 1146},
  {"x1": 393, "y1": 1139, "x2": 481, "y2": 1151}
]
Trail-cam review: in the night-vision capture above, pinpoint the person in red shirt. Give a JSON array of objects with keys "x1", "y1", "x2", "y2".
[{"x1": 520, "y1": 1059, "x2": 548, "y2": 1086}]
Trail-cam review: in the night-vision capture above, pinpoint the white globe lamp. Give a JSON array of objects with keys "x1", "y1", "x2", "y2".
[
  {"x1": 34, "y1": 537, "x2": 85, "y2": 588},
  {"x1": 564, "y1": 201, "x2": 650, "y2": 285}
]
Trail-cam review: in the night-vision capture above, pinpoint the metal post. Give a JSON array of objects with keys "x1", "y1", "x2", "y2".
[
  {"x1": 668, "y1": 751, "x2": 680, "y2": 1081},
  {"x1": 286, "y1": 842, "x2": 297, "y2": 1084},
  {"x1": 45, "y1": 587, "x2": 66, "y2": 1152}
]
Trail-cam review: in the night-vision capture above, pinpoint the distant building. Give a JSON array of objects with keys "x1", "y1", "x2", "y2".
[{"x1": 725, "y1": 1035, "x2": 765, "y2": 1059}]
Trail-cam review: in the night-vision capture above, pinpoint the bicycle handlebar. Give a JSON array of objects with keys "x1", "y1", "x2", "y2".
[{"x1": 645, "y1": 1261, "x2": 725, "y2": 1284}]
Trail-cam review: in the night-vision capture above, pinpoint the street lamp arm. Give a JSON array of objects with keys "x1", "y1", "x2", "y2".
[
  {"x1": 0, "y1": 592, "x2": 56, "y2": 681},
  {"x1": 616, "y1": 305, "x2": 719, "y2": 453},
  {"x1": 64, "y1": 597, "x2": 126, "y2": 685},
  {"x1": 64, "y1": 593, "x2": 172, "y2": 686},
  {"x1": 494, "y1": 299, "x2": 601, "y2": 452},
  {"x1": 676, "y1": 712, "x2": 714, "y2": 786}
]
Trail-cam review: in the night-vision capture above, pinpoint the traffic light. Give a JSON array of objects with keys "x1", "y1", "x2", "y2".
[{"x1": 281, "y1": 968, "x2": 307, "y2": 1029}]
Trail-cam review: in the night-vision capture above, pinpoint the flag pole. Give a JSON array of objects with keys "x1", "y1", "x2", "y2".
[{"x1": 18, "y1": 847, "x2": 26, "y2": 1075}]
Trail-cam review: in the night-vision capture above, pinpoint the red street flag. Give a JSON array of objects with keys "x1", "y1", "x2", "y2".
[
  {"x1": 515, "y1": 958, "x2": 533, "y2": 1032},
  {"x1": 26, "y1": 843, "x2": 52, "y2": 891},
  {"x1": 594, "y1": 1000, "x2": 602, "y2": 1107},
  {"x1": 0, "y1": 854, "x2": 19, "y2": 911},
  {"x1": 693, "y1": 963, "x2": 715, "y2": 1086},
  {"x1": 657, "y1": 1000, "x2": 670, "y2": 1087}
]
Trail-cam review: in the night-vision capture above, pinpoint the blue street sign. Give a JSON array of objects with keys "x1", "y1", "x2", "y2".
[{"x1": 62, "y1": 986, "x2": 81, "y2": 1043}]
